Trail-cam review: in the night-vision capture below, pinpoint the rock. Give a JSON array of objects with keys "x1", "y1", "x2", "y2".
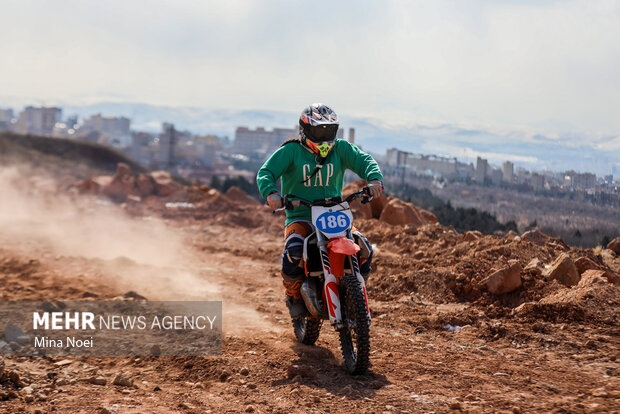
[
  {"x1": 98, "y1": 407, "x2": 118, "y2": 414},
  {"x1": 463, "y1": 231, "x2": 482, "y2": 242},
  {"x1": 150, "y1": 171, "x2": 182, "y2": 197},
  {"x1": 343, "y1": 180, "x2": 389, "y2": 219},
  {"x1": 449, "y1": 401, "x2": 462, "y2": 410},
  {"x1": 580, "y1": 269, "x2": 619, "y2": 287},
  {"x1": 481, "y1": 263, "x2": 522, "y2": 295},
  {"x1": 524, "y1": 258, "x2": 541, "y2": 272},
  {"x1": 87, "y1": 376, "x2": 107, "y2": 386},
  {"x1": 53, "y1": 359, "x2": 73, "y2": 367},
  {"x1": 218, "y1": 370, "x2": 230, "y2": 382},
  {"x1": 574, "y1": 257, "x2": 604, "y2": 275},
  {"x1": 0, "y1": 340, "x2": 9, "y2": 351},
  {"x1": 542, "y1": 253, "x2": 580, "y2": 287},
  {"x1": 521, "y1": 229, "x2": 551, "y2": 245},
  {"x1": 4, "y1": 324, "x2": 25, "y2": 343},
  {"x1": 24, "y1": 395, "x2": 35, "y2": 403},
  {"x1": 21, "y1": 386, "x2": 34, "y2": 395},
  {"x1": 135, "y1": 173, "x2": 155, "y2": 198},
  {"x1": 379, "y1": 197, "x2": 436, "y2": 228},
  {"x1": 286, "y1": 364, "x2": 317, "y2": 379},
  {"x1": 245, "y1": 405, "x2": 255, "y2": 413},
  {"x1": 112, "y1": 374, "x2": 133, "y2": 387},
  {"x1": 413, "y1": 250, "x2": 424, "y2": 259},
  {"x1": 153, "y1": 386, "x2": 162, "y2": 392},
  {"x1": 239, "y1": 367, "x2": 250, "y2": 376},
  {"x1": 9, "y1": 371, "x2": 20, "y2": 383},
  {"x1": 103, "y1": 163, "x2": 136, "y2": 201},
  {"x1": 607, "y1": 237, "x2": 620, "y2": 254}
]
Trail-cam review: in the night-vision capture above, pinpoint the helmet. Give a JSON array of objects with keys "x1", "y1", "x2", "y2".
[{"x1": 299, "y1": 103, "x2": 339, "y2": 157}]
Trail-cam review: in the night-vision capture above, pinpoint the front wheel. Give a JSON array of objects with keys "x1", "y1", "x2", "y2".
[
  {"x1": 293, "y1": 317, "x2": 322, "y2": 345},
  {"x1": 338, "y1": 273, "x2": 371, "y2": 375}
]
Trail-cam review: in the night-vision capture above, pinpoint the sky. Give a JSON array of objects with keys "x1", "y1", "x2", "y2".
[{"x1": 1, "y1": 0, "x2": 619, "y2": 170}]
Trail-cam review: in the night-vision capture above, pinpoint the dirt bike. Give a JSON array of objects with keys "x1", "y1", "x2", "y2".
[{"x1": 274, "y1": 188, "x2": 373, "y2": 375}]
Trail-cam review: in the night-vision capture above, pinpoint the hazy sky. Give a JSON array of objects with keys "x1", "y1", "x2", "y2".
[{"x1": 2, "y1": 0, "x2": 620, "y2": 135}]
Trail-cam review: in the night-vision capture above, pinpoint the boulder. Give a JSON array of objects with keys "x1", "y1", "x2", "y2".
[
  {"x1": 542, "y1": 253, "x2": 580, "y2": 287},
  {"x1": 150, "y1": 171, "x2": 182, "y2": 197},
  {"x1": 103, "y1": 163, "x2": 136, "y2": 201},
  {"x1": 574, "y1": 257, "x2": 605, "y2": 275},
  {"x1": 343, "y1": 180, "x2": 389, "y2": 219},
  {"x1": 481, "y1": 262, "x2": 523, "y2": 295},
  {"x1": 607, "y1": 237, "x2": 620, "y2": 255},
  {"x1": 135, "y1": 173, "x2": 155, "y2": 198},
  {"x1": 379, "y1": 197, "x2": 436, "y2": 228}
]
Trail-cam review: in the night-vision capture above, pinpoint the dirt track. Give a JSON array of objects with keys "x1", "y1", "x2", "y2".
[{"x1": 1, "y1": 169, "x2": 619, "y2": 413}]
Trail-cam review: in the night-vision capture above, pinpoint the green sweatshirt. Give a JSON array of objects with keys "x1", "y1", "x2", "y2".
[{"x1": 257, "y1": 139, "x2": 383, "y2": 225}]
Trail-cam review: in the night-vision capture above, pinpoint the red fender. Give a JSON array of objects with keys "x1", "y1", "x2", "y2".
[
  {"x1": 327, "y1": 237, "x2": 360, "y2": 277},
  {"x1": 327, "y1": 237, "x2": 360, "y2": 255}
]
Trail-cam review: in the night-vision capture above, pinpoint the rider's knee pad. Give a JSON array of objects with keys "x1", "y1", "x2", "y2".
[
  {"x1": 281, "y1": 234, "x2": 305, "y2": 278},
  {"x1": 353, "y1": 231, "x2": 373, "y2": 279}
]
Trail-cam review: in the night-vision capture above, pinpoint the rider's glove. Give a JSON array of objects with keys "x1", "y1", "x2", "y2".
[
  {"x1": 267, "y1": 192, "x2": 284, "y2": 209},
  {"x1": 367, "y1": 179, "x2": 383, "y2": 198}
]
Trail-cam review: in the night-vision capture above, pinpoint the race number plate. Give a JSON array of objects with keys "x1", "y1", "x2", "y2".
[{"x1": 311, "y1": 204, "x2": 353, "y2": 238}]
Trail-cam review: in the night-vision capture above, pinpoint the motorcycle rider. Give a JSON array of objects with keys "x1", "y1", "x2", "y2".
[{"x1": 257, "y1": 103, "x2": 383, "y2": 319}]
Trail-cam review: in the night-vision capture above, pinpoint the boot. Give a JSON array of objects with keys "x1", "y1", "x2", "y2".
[{"x1": 285, "y1": 295, "x2": 308, "y2": 319}]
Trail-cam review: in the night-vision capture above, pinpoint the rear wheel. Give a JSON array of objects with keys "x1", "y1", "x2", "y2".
[
  {"x1": 293, "y1": 317, "x2": 322, "y2": 345},
  {"x1": 338, "y1": 273, "x2": 370, "y2": 375}
]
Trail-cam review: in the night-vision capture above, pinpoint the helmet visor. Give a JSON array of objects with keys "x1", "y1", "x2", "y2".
[{"x1": 306, "y1": 124, "x2": 339, "y2": 142}]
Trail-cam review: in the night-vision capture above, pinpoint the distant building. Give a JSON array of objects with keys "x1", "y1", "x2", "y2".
[
  {"x1": 385, "y1": 148, "x2": 409, "y2": 167},
  {"x1": 532, "y1": 173, "x2": 545, "y2": 191},
  {"x1": 348, "y1": 128, "x2": 355, "y2": 144},
  {"x1": 406, "y1": 154, "x2": 458, "y2": 177},
  {"x1": 232, "y1": 126, "x2": 297, "y2": 157},
  {"x1": 475, "y1": 157, "x2": 488, "y2": 183},
  {"x1": 0, "y1": 108, "x2": 12, "y2": 132},
  {"x1": 14, "y1": 106, "x2": 62, "y2": 135},
  {"x1": 489, "y1": 168, "x2": 503, "y2": 185},
  {"x1": 82, "y1": 113, "x2": 131, "y2": 146},
  {"x1": 0, "y1": 108, "x2": 14, "y2": 122},
  {"x1": 502, "y1": 161, "x2": 514, "y2": 183},
  {"x1": 157, "y1": 123, "x2": 176, "y2": 168},
  {"x1": 563, "y1": 170, "x2": 597, "y2": 189}
]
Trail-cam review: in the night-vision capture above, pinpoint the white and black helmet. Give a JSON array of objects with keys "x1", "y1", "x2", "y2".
[{"x1": 299, "y1": 103, "x2": 339, "y2": 157}]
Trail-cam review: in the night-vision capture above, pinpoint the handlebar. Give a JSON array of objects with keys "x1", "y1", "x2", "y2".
[{"x1": 272, "y1": 187, "x2": 373, "y2": 213}]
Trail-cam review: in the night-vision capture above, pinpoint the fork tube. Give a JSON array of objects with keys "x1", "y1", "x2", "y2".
[
  {"x1": 349, "y1": 253, "x2": 372, "y2": 323},
  {"x1": 316, "y1": 231, "x2": 343, "y2": 328}
]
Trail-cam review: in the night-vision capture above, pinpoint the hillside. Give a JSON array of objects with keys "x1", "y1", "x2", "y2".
[{"x1": 0, "y1": 132, "x2": 145, "y2": 179}]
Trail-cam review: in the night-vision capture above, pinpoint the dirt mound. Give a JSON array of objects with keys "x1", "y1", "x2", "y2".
[
  {"x1": 357, "y1": 218, "x2": 620, "y2": 317},
  {"x1": 77, "y1": 163, "x2": 183, "y2": 201},
  {"x1": 225, "y1": 186, "x2": 260, "y2": 205},
  {"x1": 343, "y1": 180, "x2": 436, "y2": 228},
  {"x1": 515, "y1": 269, "x2": 620, "y2": 323}
]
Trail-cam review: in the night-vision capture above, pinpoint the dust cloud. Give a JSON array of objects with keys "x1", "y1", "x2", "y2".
[{"x1": 0, "y1": 165, "x2": 218, "y2": 299}]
